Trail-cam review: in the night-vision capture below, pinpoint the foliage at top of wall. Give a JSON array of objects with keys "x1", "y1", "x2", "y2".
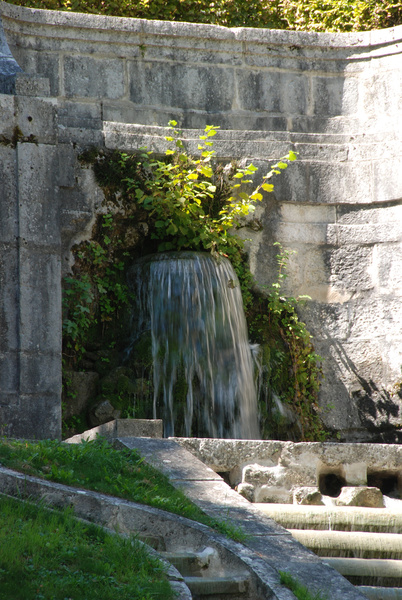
[{"x1": 5, "y1": 0, "x2": 402, "y2": 31}]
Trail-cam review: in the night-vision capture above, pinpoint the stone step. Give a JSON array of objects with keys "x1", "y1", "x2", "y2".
[
  {"x1": 357, "y1": 586, "x2": 402, "y2": 599},
  {"x1": 324, "y1": 557, "x2": 402, "y2": 580},
  {"x1": 289, "y1": 529, "x2": 402, "y2": 559},
  {"x1": 255, "y1": 504, "x2": 402, "y2": 534},
  {"x1": 160, "y1": 549, "x2": 219, "y2": 577},
  {"x1": 183, "y1": 575, "x2": 249, "y2": 599}
]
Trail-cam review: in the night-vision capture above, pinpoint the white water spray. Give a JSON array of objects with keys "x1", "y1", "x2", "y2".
[{"x1": 130, "y1": 252, "x2": 260, "y2": 439}]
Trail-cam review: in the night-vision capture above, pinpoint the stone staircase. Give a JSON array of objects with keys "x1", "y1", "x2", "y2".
[
  {"x1": 255, "y1": 503, "x2": 402, "y2": 599},
  {"x1": 139, "y1": 534, "x2": 252, "y2": 600},
  {"x1": 160, "y1": 549, "x2": 250, "y2": 600}
]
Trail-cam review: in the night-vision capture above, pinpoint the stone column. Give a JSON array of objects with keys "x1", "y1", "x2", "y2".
[{"x1": 0, "y1": 10, "x2": 61, "y2": 439}]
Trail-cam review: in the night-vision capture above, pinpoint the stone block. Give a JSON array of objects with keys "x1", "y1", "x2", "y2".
[
  {"x1": 19, "y1": 248, "x2": 61, "y2": 352},
  {"x1": 15, "y1": 96, "x2": 57, "y2": 144},
  {"x1": 17, "y1": 143, "x2": 60, "y2": 245},
  {"x1": 361, "y1": 71, "x2": 397, "y2": 116},
  {"x1": 237, "y1": 483, "x2": 255, "y2": 502},
  {"x1": 57, "y1": 101, "x2": 102, "y2": 130},
  {"x1": 336, "y1": 203, "x2": 401, "y2": 225},
  {"x1": 267, "y1": 161, "x2": 309, "y2": 204},
  {"x1": 327, "y1": 222, "x2": 401, "y2": 246},
  {"x1": 243, "y1": 464, "x2": 288, "y2": 487},
  {"x1": 376, "y1": 242, "x2": 402, "y2": 292},
  {"x1": 317, "y1": 380, "x2": 361, "y2": 433},
  {"x1": 348, "y1": 298, "x2": 402, "y2": 340},
  {"x1": 63, "y1": 371, "x2": 99, "y2": 420},
  {"x1": 326, "y1": 245, "x2": 374, "y2": 292},
  {"x1": 293, "y1": 487, "x2": 324, "y2": 505},
  {"x1": 311, "y1": 75, "x2": 345, "y2": 117},
  {"x1": 0, "y1": 244, "x2": 18, "y2": 352},
  {"x1": 0, "y1": 148, "x2": 17, "y2": 242},
  {"x1": 66, "y1": 419, "x2": 165, "y2": 442},
  {"x1": 12, "y1": 394, "x2": 61, "y2": 440},
  {"x1": 56, "y1": 144, "x2": 77, "y2": 188},
  {"x1": 0, "y1": 93, "x2": 15, "y2": 139},
  {"x1": 89, "y1": 399, "x2": 121, "y2": 427},
  {"x1": 64, "y1": 55, "x2": 125, "y2": 99},
  {"x1": 280, "y1": 203, "x2": 336, "y2": 224},
  {"x1": 236, "y1": 69, "x2": 309, "y2": 115},
  {"x1": 0, "y1": 391, "x2": 19, "y2": 412},
  {"x1": 0, "y1": 352, "x2": 18, "y2": 394},
  {"x1": 298, "y1": 301, "x2": 351, "y2": 341},
  {"x1": 237, "y1": 70, "x2": 281, "y2": 113},
  {"x1": 15, "y1": 50, "x2": 60, "y2": 96},
  {"x1": 57, "y1": 127, "x2": 104, "y2": 147},
  {"x1": 277, "y1": 221, "x2": 327, "y2": 244},
  {"x1": 19, "y1": 352, "x2": 61, "y2": 396},
  {"x1": 129, "y1": 61, "x2": 234, "y2": 113},
  {"x1": 343, "y1": 462, "x2": 367, "y2": 486},
  {"x1": 372, "y1": 158, "x2": 402, "y2": 203},
  {"x1": 336, "y1": 486, "x2": 385, "y2": 508},
  {"x1": 14, "y1": 73, "x2": 50, "y2": 97},
  {"x1": 255, "y1": 485, "x2": 292, "y2": 504}
]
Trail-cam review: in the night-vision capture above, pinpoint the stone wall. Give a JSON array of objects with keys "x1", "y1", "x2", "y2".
[
  {"x1": 0, "y1": 1, "x2": 401, "y2": 440},
  {"x1": 176, "y1": 437, "x2": 402, "y2": 503}
]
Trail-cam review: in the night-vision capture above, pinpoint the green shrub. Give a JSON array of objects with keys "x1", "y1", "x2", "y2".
[
  {"x1": 280, "y1": 0, "x2": 402, "y2": 32},
  {"x1": 5, "y1": 0, "x2": 401, "y2": 30}
]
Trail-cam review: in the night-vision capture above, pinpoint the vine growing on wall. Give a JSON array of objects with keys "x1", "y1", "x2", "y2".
[{"x1": 62, "y1": 123, "x2": 326, "y2": 441}]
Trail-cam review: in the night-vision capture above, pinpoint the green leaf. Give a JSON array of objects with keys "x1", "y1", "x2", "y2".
[
  {"x1": 166, "y1": 222, "x2": 178, "y2": 235},
  {"x1": 250, "y1": 192, "x2": 263, "y2": 201},
  {"x1": 261, "y1": 183, "x2": 274, "y2": 192}
]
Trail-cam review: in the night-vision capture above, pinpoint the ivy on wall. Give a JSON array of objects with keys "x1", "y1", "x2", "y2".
[
  {"x1": 6, "y1": 0, "x2": 402, "y2": 31},
  {"x1": 62, "y1": 124, "x2": 326, "y2": 441}
]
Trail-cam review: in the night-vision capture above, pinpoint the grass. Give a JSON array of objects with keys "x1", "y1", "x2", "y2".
[
  {"x1": 279, "y1": 571, "x2": 328, "y2": 600},
  {"x1": 0, "y1": 494, "x2": 174, "y2": 600},
  {"x1": 0, "y1": 436, "x2": 245, "y2": 541}
]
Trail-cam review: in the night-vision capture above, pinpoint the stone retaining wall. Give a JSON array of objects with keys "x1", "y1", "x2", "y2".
[
  {"x1": 0, "y1": 1, "x2": 401, "y2": 439},
  {"x1": 175, "y1": 438, "x2": 402, "y2": 503}
]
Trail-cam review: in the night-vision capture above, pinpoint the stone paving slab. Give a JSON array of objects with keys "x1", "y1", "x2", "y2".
[{"x1": 116, "y1": 437, "x2": 222, "y2": 481}]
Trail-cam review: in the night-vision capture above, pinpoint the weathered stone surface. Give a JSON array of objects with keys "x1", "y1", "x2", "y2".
[
  {"x1": 256, "y1": 485, "x2": 293, "y2": 504},
  {"x1": 175, "y1": 439, "x2": 402, "y2": 505},
  {"x1": 336, "y1": 486, "x2": 385, "y2": 508},
  {"x1": 0, "y1": 1, "x2": 402, "y2": 441},
  {"x1": 293, "y1": 487, "x2": 324, "y2": 506},
  {"x1": 63, "y1": 371, "x2": 99, "y2": 420},
  {"x1": 89, "y1": 399, "x2": 120, "y2": 427},
  {"x1": 67, "y1": 418, "x2": 164, "y2": 441},
  {"x1": 237, "y1": 483, "x2": 255, "y2": 502}
]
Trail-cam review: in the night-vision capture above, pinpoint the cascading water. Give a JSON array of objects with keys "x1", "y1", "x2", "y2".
[{"x1": 129, "y1": 252, "x2": 260, "y2": 439}]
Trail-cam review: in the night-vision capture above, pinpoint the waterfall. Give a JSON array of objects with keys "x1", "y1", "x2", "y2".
[{"x1": 129, "y1": 252, "x2": 260, "y2": 439}]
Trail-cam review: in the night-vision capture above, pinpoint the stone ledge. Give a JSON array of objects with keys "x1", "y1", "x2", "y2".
[
  {"x1": 66, "y1": 418, "x2": 164, "y2": 442},
  {"x1": 2, "y1": 0, "x2": 401, "y2": 50}
]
